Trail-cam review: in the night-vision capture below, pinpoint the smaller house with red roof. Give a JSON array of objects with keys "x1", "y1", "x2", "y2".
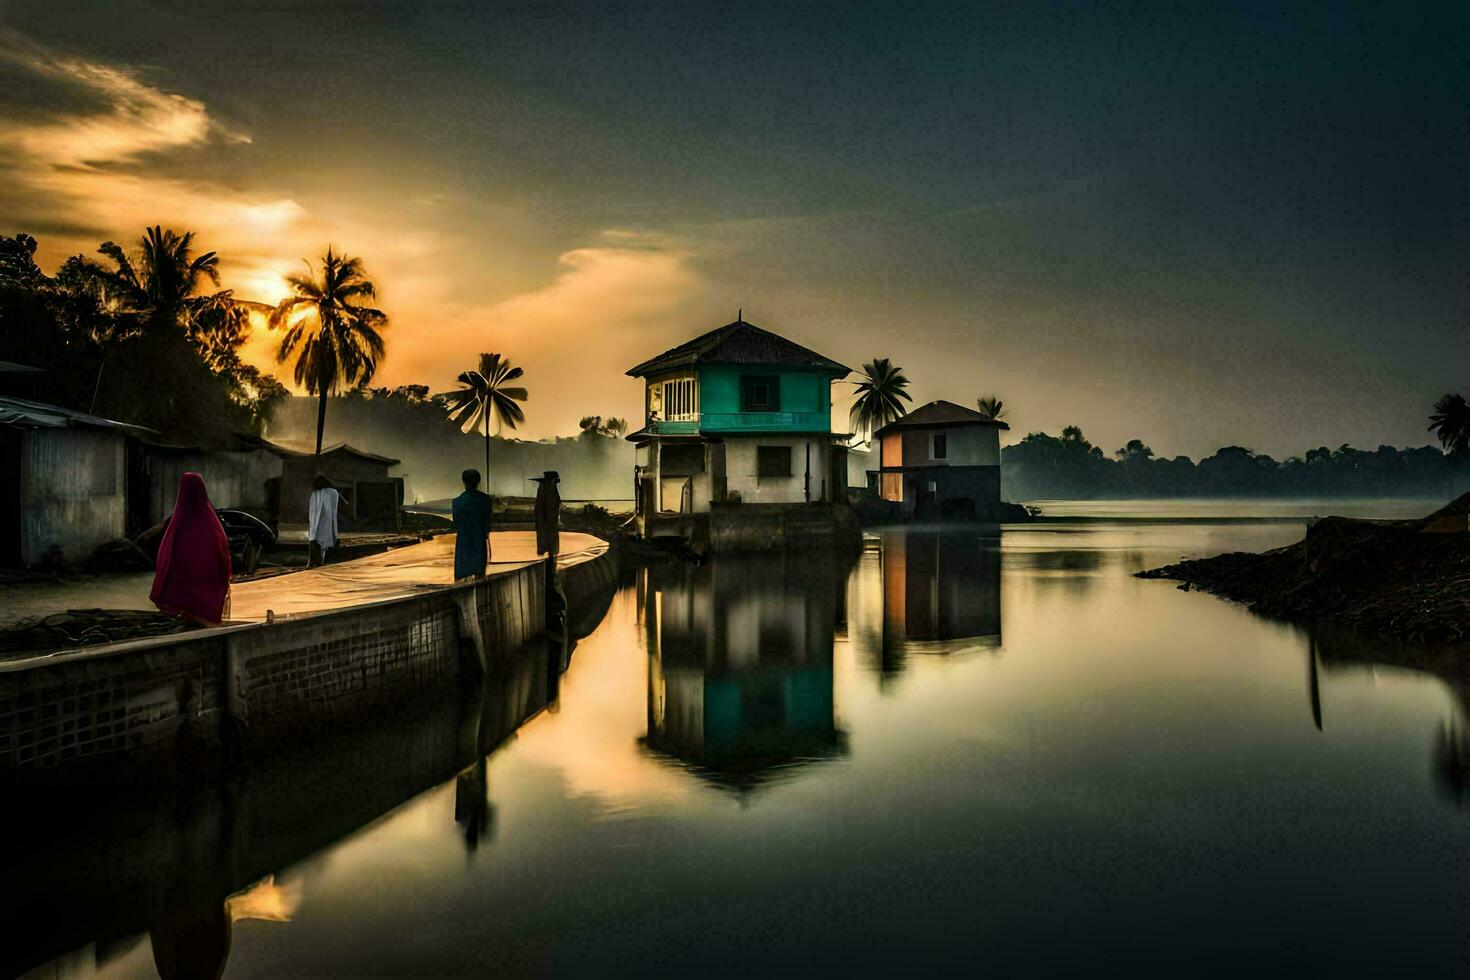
[{"x1": 874, "y1": 400, "x2": 1009, "y2": 520}]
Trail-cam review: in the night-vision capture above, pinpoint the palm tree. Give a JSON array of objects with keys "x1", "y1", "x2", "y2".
[
  {"x1": 443, "y1": 352, "x2": 528, "y2": 491},
  {"x1": 87, "y1": 226, "x2": 248, "y2": 399},
  {"x1": 976, "y1": 395, "x2": 1006, "y2": 421},
  {"x1": 95, "y1": 226, "x2": 230, "y2": 332},
  {"x1": 849, "y1": 357, "x2": 912, "y2": 445},
  {"x1": 1429, "y1": 393, "x2": 1470, "y2": 455},
  {"x1": 269, "y1": 248, "x2": 388, "y2": 456}
]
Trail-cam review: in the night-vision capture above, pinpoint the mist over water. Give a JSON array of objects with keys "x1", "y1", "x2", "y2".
[
  {"x1": 1027, "y1": 497, "x2": 1446, "y2": 520},
  {"x1": 265, "y1": 396, "x2": 635, "y2": 502}
]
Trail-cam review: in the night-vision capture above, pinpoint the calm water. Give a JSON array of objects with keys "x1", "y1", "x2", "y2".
[{"x1": 18, "y1": 505, "x2": 1470, "y2": 977}]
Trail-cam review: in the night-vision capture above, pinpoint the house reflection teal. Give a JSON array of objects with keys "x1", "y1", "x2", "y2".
[{"x1": 641, "y1": 552, "x2": 853, "y2": 792}]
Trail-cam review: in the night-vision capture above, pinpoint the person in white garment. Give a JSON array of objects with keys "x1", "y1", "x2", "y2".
[{"x1": 307, "y1": 474, "x2": 342, "y2": 567}]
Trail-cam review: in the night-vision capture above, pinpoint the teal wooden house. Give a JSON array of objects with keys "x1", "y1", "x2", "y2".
[{"x1": 626, "y1": 318, "x2": 851, "y2": 540}]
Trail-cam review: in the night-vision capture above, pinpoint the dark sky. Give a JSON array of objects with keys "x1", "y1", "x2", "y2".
[{"x1": 1, "y1": 1, "x2": 1466, "y2": 455}]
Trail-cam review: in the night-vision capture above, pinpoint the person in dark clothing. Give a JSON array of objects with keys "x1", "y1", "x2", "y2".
[
  {"x1": 452, "y1": 468, "x2": 493, "y2": 579},
  {"x1": 532, "y1": 470, "x2": 560, "y2": 556}
]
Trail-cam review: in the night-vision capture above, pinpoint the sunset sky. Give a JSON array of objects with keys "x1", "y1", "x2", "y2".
[{"x1": 2, "y1": 2, "x2": 1466, "y2": 458}]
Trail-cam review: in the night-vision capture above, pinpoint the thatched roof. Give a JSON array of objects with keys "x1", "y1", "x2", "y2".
[{"x1": 626, "y1": 319, "x2": 850, "y2": 378}]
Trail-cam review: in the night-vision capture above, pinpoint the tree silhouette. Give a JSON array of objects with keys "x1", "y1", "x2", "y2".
[
  {"x1": 87, "y1": 226, "x2": 249, "y2": 405},
  {"x1": 849, "y1": 358, "x2": 912, "y2": 444},
  {"x1": 93, "y1": 227, "x2": 231, "y2": 334},
  {"x1": 270, "y1": 248, "x2": 388, "y2": 456},
  {"x1": 578, "y1": 415, "x2": 628, "y2": 439},
  {"x1": 51, "y1": 256, "x2": 135, "y2": 412},
  {"x1": 1115, "y1": 438, "x2": 1154, "y2": 460},
  {"x1": 1060, "y1": 425, "x2": 1090, "y2": 448},
  {"x1": 443, "y1": 352, "x2": 528, "y2": 497},
  {"x1": 1430, "y1": 393, "x2": 1470, "y2": 455},
  {"x1": 976, "y1": 395, "x2": 1006, "y2": 421}
]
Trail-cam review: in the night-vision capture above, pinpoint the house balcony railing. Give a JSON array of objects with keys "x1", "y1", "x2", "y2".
[
  {"x1": 645, "y1": 418, "x2": 700, "y2": 435},
  {"x1": 700, "y1": 411, "x2": 830, "y2": 432},
  {"x1": 645, "y1": 411, "x2": 831, "y2": 435}
]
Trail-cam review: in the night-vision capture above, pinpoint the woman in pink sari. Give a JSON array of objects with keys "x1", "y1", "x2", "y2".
[{"x1": 150, "y1": 473, "x2": 233, "y2": 625}]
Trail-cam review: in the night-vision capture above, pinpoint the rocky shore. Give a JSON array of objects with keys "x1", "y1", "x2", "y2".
[{"x1": 1138, "y1": 495, "x2": 1470, "y2": 644}]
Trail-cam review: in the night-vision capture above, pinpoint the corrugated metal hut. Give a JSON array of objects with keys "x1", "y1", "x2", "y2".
[{"x1": 0, "y1": 395, "x2": 153, "y2": 567}]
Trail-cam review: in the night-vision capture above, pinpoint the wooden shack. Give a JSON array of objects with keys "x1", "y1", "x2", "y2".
[
  {"x1": 277, "y1": 443, "x2": 404, "y2": 533},
  {"x1": 131, "y1": 434, "x2": 298, "y2": 531}
]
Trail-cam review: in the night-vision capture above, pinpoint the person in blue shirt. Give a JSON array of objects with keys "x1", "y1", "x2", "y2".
[{"x1": 451, "y1": 468, "x2": 493, "y2": 580}]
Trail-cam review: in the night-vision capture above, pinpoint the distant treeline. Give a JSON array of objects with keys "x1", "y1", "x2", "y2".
[{"x1": 1000, "y1": 428, "x2": 1466, "y2": 500}]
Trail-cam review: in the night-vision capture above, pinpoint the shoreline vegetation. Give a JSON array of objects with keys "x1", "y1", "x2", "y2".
[
  {"x1": 1138, "y1": 495, "x2": 1470, "y2": 644},
  {"x1": 1001, "y1": 427, "x2": 1470, "y2": 501}
]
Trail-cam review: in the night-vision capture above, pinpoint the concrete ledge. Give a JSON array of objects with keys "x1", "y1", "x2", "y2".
[
  {"x1": 708, "y1": 502, "x2": 863, "y2": 552},
  {"x1": 0, "y1": 537, "x2": 616, "y2": 782}
]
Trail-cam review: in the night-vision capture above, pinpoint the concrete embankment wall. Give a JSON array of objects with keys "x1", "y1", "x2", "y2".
[
  {"x1": 708, "y1": 503, "x2": 863, "y2": 552},
  {"x1": 0, "y1": 548, "x2": 617, "y2": 783},
  {"x1": 4, "y1": 613, "x2": 576, "y2": 979}
]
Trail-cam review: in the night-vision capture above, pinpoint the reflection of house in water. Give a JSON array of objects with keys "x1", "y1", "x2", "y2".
[
  {"x1": 642, "y1": 553, "x2": 852, "y2": 792},
  {"x1": 880, "y1": 531, "x2": 1002, "y2": 645},
  {"x1": 843, "y1": 530, "x2": 1003, "y2": 683}
]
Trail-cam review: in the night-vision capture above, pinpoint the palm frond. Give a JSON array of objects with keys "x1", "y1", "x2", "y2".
[
  {"x1": 269, "y1": 249, "x2": 389, "y2": 397},
  {"x1": 96, "y1": 241, "x2": 139, "y2": 291},
  {"x1": 444, "y1": 352, "x2": 528, "y2": 435},
  {"x1": 848, "y1": 356, "x2": 912, "y2": 440},
  {"x1": 976, "y1": 395, "x2": 1006, "y2": 421}
]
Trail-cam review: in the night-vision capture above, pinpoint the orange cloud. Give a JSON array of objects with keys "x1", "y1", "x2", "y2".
[
  {"x1": 0, "y1": 30, "x2": 316, "y2": 296},
  {"x1": 373, "y1": 231, "x2": 706, "y2": 437},
  {"x1": 0, "y1": 31, "x2": 713, "y2": 439},
  {"x1": 4, "y1": 41, "x2": 218, "y2": 165}
]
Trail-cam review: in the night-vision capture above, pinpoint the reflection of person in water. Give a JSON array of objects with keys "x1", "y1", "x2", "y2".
[
  {"x1": 149, "y1": 782, "x2": 241, "y2": 980},
  {"x1": 151, "y1": 898, "x2": 231, "y2": 980},
  {"x1": 455, "y1": 756, "x2": 496, "y2": 854}
]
